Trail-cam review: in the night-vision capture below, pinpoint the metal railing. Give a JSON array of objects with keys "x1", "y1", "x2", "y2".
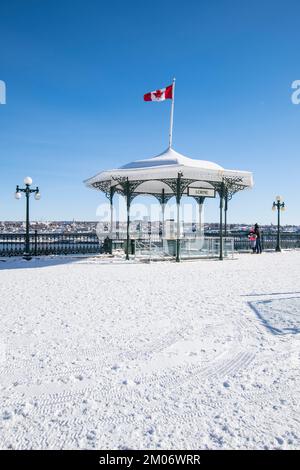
[
  {"x1": 228, "y1": 232, "x2": 300, "y2": 251},
  {"x1": 0, "y1": 231, "x2": 300, "y2": 257},
  {"x1": 0, "y1": 231, "x2": 101, "y2": 256}
]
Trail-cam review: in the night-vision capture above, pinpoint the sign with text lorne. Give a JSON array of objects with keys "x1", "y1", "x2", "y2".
[{"x1": 187, "y1": 187, "x2": 215, "y2": 198}]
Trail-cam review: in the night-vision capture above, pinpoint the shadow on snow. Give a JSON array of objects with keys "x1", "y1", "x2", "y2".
[{"x1": 248, "y1": 296, "x2": 300, "y2": 335}]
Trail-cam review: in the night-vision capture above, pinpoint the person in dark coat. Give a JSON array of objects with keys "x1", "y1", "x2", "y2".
[
  {"x1": 254, "y1": 223, "x2": 262, "y2": 253},
  {"x1": 103, "y1": 236, "x2": 111, "y2": 254}
]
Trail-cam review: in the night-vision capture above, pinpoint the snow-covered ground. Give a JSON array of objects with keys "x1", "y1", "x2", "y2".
[{"x1": 0, "y1": 251, "x2": 299, "y2": 450}]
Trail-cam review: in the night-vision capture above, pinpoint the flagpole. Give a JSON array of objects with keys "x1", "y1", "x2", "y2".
[{"x1": 169, "y1": 77, "x2": 176, "y2": 148}]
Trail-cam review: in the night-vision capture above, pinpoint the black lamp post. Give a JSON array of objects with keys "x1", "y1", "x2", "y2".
[
  {"x1": 15, "y1": 176, "x2": 41, "y2": 260},
  {"x1": 272, "y1": 195, "x2": 285, "y2": 252}
]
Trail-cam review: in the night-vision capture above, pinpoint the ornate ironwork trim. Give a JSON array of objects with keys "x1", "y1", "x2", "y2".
[
  {"x1": 192, "y1": 196, "x2": 205, "y2": 205},
  {"x1": 93, "y1": 175, "x2": 247, "y2": 203},
  {"x1": 92, "y1": 180, "x2": 111, "y2": 199}
]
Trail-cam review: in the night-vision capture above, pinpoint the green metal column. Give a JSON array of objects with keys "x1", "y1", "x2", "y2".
[
  {"x1": 161, "y1": 188, "x2": 165, "y2": 239},
  {"x1": 125, "y1": 178, "x2": 130, "y2": 260},
  {"x1": 194, "y1": 196, "x2": 205, "y2": 236},
  {"x1": 34, "y1": 229, "x2": 38, "y2": 256},
  {"x1": 276, "y1": 204, "x2": 281, "y2": 252},
  {"x1": 198, "y1": 202, "x2": 203, "y2": 236},
  {"x1": 25, "y1": 187, "x2": 30, "y2": 255},
  {"x1": 219, "y1": 183, "x2": 224, "y2": 261},
  {"x1": 224, "y1": 193, "x2": 228, "y2": 238},
  {"x1": 176, "y1": 173, "x2": 181, "y2": 262},
  {"x1": 109, "y1": 187, "x2": 114, "y2": 255}
]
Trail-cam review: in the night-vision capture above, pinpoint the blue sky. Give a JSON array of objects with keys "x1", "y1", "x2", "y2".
[{"x1": 0, "y1": 0, "x2": 299, "y2": 223}]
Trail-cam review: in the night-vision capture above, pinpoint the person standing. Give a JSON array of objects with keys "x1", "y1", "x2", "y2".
[
  {"x1": 254, "y1": 223, "x2": 262, "y2": 253},
  {"x1": 248, "y1": 228, "x2": 257, "y2": 253}
]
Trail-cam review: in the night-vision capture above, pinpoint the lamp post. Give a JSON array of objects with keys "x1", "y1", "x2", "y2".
[
  {"x1": 15, "y1": 176, "x2": 41, "y2": 260},
  {"x1": 272, "y1": 195, "x2": 285, "y2": 252}
]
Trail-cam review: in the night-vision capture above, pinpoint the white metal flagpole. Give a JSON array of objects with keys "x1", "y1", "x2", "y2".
[{"x1": 168, "y1": 77, "x2": 176, "y2": 148}]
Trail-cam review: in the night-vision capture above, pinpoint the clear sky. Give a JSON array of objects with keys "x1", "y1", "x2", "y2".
[{"x1": 0, "y1": 0, "x2": 299, "y2": 224}]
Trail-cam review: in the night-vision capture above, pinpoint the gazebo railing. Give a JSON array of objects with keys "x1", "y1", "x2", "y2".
[
  {"x1": 134, "y1": 237, "x2": 234, "y2": 260},
  {"x1": 134, "y1": 239, "x2": 170, "y2": 260},
  {"x1": 180, "y1": 237, "x2": 234, "y2": 259}
]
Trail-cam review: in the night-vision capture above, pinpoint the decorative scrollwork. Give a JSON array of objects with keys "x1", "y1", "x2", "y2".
[
  {"x1": 92, "y1": 175, "x2": 246, "y2": 205},
  {"x1": 160, "y1": 173, "x2": 197, "y2": 199},
  {"x1": 152, "y1": 193, "x2": 174, "y2": 205},
  {"x1": 192, "y1": 196, "x2": 205, "y2": 205},
  {"x1": 211, "y1": 176, "x2": 245, "y2": 200},
  {"x1": 92, "y1": 180, "x2": 111, "y2": 199},
  {"x1": 223, "y1": 176, "x2": 245, "y2": 200},
  {"x1": 111, "y1": 177, "x2": 145, "y2": 205}
]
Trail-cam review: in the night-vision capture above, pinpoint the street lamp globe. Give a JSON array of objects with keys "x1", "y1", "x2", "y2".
[
  {"x1": 24, "y1": 176, "x2": 32, "y2": 186},
  {"x1": 276, "y1": 195, "x2": 281, "y2": 202},
  {"x1": 272, "y1": 204, "x2": 276, "y2": 211},
  {"x1": 15, "y1": 191, "x2": 21, "y2": 200},
  {"x1": 34, "y1": 192, "x2": 41, "y2": 200}
]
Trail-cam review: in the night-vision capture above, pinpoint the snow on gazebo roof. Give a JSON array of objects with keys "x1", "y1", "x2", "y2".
[
  {"x1": 120, "y1": 147, "x2": 224, "y2": 171},
  {"x1": 84, "y1": 147, "x2": 253, "y2": 198}
]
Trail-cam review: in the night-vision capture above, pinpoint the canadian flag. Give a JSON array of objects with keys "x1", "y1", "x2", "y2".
[{"x1": 144, "y1": 84, "x2": 173, "y2": 102}]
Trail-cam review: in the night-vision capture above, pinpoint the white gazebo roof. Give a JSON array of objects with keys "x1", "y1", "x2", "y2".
[
  {"x1": 84, "y1": 147, "x2": 253, "y2": 197},
  {"x1": 120, "y1": 147, "x2": 224, "y2": 171}
]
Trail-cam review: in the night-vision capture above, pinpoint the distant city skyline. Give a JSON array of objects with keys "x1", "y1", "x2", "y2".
[
  {"x1": 1, "y1": 220, "x2": 298, "y2": 230},
  {"x1": 1, "y1": 0, "x2": 300, "y2": 224}
]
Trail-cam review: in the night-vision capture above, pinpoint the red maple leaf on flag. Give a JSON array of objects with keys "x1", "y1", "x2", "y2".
[
  {"x1": 154, "y1": 89, "x2": 163, "y2": 99},
  {"x1": 144, "y1": 84, "x2": 173, "y2": 101}
]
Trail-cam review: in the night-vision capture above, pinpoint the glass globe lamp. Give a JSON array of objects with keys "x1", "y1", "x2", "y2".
[{"x1": 24, "y1": 176, "x2": 32, "y2": 186}]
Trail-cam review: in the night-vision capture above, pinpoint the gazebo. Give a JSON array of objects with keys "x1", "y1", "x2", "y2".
[{"x1": 84, "y1": 146, "x2": 253, "y2": 261}]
